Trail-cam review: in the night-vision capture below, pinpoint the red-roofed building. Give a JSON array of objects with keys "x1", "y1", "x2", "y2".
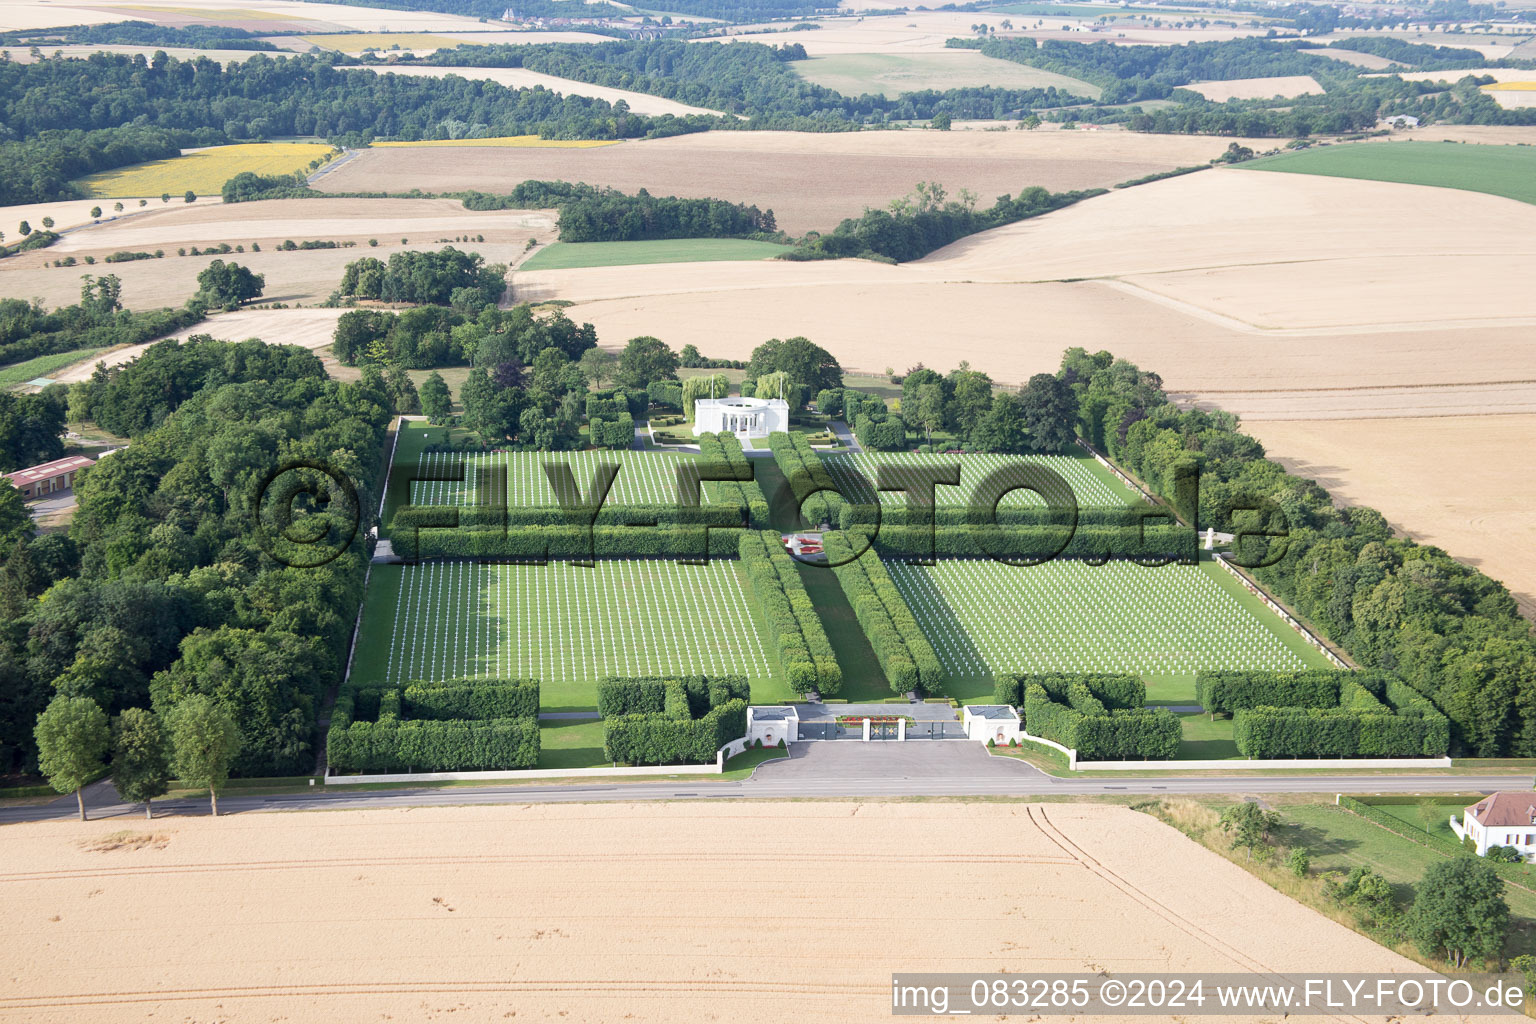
[
  {"x1": 1451, "y1": 792, "x2": 1536, "y2": 860},
  {"x1": 3, "y1": 455, "x2": 94, "y2": 499}
]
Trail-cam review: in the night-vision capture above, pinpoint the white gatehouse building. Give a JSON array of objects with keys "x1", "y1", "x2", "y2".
[{"x1": 693, "y1": 396, "x2": 789, "y2": 439}]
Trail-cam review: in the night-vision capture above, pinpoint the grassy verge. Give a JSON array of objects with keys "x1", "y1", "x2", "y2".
[{"x1": 0, "y1": 348, "x2": 110, "y2": 389}]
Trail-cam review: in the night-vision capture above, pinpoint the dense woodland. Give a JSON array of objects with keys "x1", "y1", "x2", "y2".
[
  {"x1": 419, "y1": 38, "x2": 1092, "y2": 121},
  {"x1": 0, "y1": 21, "x2": 279, "y2": 50},
  {"x1": 0, "y1": 335, "x2": 398, "y2": 777},
  {"x1": 0, "y1": 51, "x2": 725, "y2": 204},
  {"x1": 1063, "y1": 348, "x2": 1536, "y2": 756}
]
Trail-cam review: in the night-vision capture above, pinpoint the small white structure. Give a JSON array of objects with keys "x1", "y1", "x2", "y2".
[
  {"x1": 746, "y1": 705, "x2": 799, "y2": 746},
  {"x1": 1451, "y1": 793, "x2": 1536, "y2": 860},
  {"x1": 963, "y1": 705, "x2": 1023, "y2": 746},
  {"x1": 693, "y1": 396, "x2": 789, "y2": 438}
]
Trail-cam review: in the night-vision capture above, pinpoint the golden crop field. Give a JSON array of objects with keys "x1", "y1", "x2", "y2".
[
  {"x1": 301, "y1": 33, "x2": 467, "y2": 53},
  {"x1": 120, "y1": 5, "x2": 297, "y2": 21},
  {"x1": 372, "y1": 136, "x2": 621, "y2": 149},
  {"x1": 75, "y1": 143, "x2": 335, "y2": 199},
  {"x1": 1483, "y1": 81, "x2": 1536, "y2": 90}
]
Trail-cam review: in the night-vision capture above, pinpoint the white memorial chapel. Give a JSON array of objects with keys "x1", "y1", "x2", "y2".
[{"x1": 693, "y1": 395, "x2": 789, "y2": 438}]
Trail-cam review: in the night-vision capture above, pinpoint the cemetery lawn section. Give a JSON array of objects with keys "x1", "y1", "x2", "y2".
[
  {"x1": 350, "y1": 561, "x2": 795, "y2": 712},
  {"x1": 1241, "y1": 141, "x2": 1536, "y2": 207},
  {"x1": 520, "y1": 239, "x2": 793, "y2": 271},
  {"x1": 820, "y1": 451, "x2": 1142, "y2": 508},
  {"x1": 889, "y1": 556, "x2": 1335, "y2": 703}
]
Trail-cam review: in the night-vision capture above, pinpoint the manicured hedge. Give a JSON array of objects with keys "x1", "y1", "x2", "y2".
[
  {"x1": 327, "y1": 717, "x2": 539, "y2": 772},
  {"x1": 649, "y1": 380, "x2": 682, "y2": 411},
  {"x1": 739, "y1": 531, "x2": 842, "y2": 694},
  {"x1": 596, "y1": 675, "x2": 750, "y2": 719},
  {"x1": 392, "y1": 501, "x2": 748, "y2": 532},
  {"x1": 1233, "y1": 706, "x2": 1449, "y2": 758},
  {"x1": 698, "y1": 431, "x2": 769, "y2": 529},
  {"x1": 602, "y1": 698, "x2": 748, "y2": 766},
  {"x1": 823, "y1": 530, "x2": 945, "y2": 695},
  {"x1": 403, "y1": 678, "x2": 539, "y2": 720},
  {"x1": 768, "y1": 430, "x2": 844, "y2": 527},
  {"x1": 588, "y1": 411, "x2": 633, "y2": 449},
  {"x1": 391, "y1": 523, "x2": 743, "y2": 561},
  {"x1": 1019, "y1": 677, "x2": 1177, "y2": 760},
  {"x1": 1195, "y1": 670, "x2": 1340, "y2": 714},
  {"x1": 995, "y1": 673, "x2": 1144, "y2": 709}
]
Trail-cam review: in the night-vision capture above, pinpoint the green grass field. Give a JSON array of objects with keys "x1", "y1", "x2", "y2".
[
  {"x1": 0, "y1": 348, "x2": 110, "y2": 389},
  {"x1": 351, "y1": 560, "x2": 794, "y2": 711},
  {"x1": 821, "y1": 452, "x2": 1140, "y2": 509},
  {"x1": 792, "y1": 52, "x2": 1100, "y2": 100},
  {"x1": 889, "y1": 556, "x2": 1333, "y2": 701},
  {"x1": 1241, "y1": 141, "x2": 1536, "y2": 206},
  {"x1": 520, "y1": 239, "x2": 791, "y2": 271}
]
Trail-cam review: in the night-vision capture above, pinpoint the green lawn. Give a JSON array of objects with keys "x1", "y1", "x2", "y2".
[
  {"x1": 1279, "y1": 802, "x2": 1536, "y2": 957},
  {"x1": 537, "y1": 718, "x2": 607, "y2": 770},
  {"x1": 0, "y1": 347, "x2": 110, "y2": 389},
  {"x1": 722, "y1": 746, "x2": 788, "y2": 777},
  {"x1": 796, "y1": 558, "x2": 894, "y2": 702},
  {"x1": 1240, "y1": 141, "x2": 1536, "y2": 206},
  {"x1": 1368, "y1": 798, "x2": 1471, "y2": 844},
  {"x1": 821, "y1": 452, "x2": 1142, "y2": 509},
  {"x1": 351, "y1": 561, "x2": 797, "y2": 711},
  {"x1": 520, "y1": 238, "x2": 791, "y2": 271},
  {"x1": 1175, "y1": 712, "x2": 1240, "y2": 760},
  {"x1": 792, "y1": 52, "x2": 1100, "y2": 100}
]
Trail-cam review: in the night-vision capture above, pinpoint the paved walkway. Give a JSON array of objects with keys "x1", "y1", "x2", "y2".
[
  {"x1": 756, "y1": 740, "x2": 1014, "y2": 779},
  {"x1": 795, "y1": 701, "x2": 959, "y2": 722},
  {"x1": 828, "y1": 419, "x2": 861, "y2": 453}
]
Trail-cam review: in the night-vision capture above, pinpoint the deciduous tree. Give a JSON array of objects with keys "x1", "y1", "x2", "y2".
[{"x1": 34, "y1": 695, "x2": 109, "y2": 820}]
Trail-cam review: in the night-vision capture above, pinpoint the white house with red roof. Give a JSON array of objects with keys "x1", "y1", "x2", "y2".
[{"x1": 1451, "y1": 793, "x2": 1536, "y2": 860}]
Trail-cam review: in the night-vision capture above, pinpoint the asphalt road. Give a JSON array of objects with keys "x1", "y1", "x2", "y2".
[{"x1": 2, "y1": 743, "x2": 1530, "y2": 824}]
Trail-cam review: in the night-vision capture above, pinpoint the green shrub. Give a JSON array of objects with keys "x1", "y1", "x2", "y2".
[{"x1": 402, "y1": 678, "x2": 539, "y2": 721}]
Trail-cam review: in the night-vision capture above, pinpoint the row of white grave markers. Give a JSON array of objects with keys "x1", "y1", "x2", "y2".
[
  {"x1": 822, "y1": 452, "x2": 1134, "y2": 509},
  {"x1": 886, "y1": 559, "x2": 1309, "y2": 678},
  {"x1": 379, "y1": 560, "x2": 772, "y2": 686}
]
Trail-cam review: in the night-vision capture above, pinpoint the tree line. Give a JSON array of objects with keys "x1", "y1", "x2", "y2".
[
  {"x1": 1063, "y1": 346, "x2": 1536, "y2": 756},
  {"x1": 0, "y1": 20, "x2": 279, "y2": 51}
]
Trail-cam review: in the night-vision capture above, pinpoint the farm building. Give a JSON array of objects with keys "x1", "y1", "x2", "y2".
[
  {"x1": 3, "y1": 455, "x2": 93, "y2": 499},
  {"x1": 693, "y1": 396, "x2": 789, "y2": 438},
  {"x1": 1450, "y1": 792, "x2": 1536, "y2": 860}
]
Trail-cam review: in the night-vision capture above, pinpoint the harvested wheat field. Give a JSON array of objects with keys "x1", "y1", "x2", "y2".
[
  {"x1": 519, "y1": 169, "x2": 1536, "y2": 392},
  {"x1": 1186, "y1": 75, "x2": 1323, "y2": 100},
  {"x1": 357, "y1": 64, "x2": 719, "y2": 117},
  {"x1": 1, "y1": 198, "x2": 552, "y2": 310},
  {"x1": 0, "y1": 801, "x2": 1441, "y2": 1024},
  {"x1": 1244, "y1": 416, "x2": 1536, "y2": 619},
  {"x1": 67, "y1": 0, "x2": 489, "y2": 33},
  {"x1": 317, "y1": 130, "x2": 1271, "y2": 233}
]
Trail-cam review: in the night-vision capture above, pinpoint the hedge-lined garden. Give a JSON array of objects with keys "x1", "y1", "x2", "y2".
[
  {"x1": 698, "y1": 431, "x2": 769, "y2": 529},
  {"x1": 768, "y1": 430, "x2": 845, "y2": 528},
  {"x1": 740, "y1": 532, "x2": 842, "y2": 694},
  {"x1": 598, "y1": 675, "x2": 750, "y2": 765},
  {"x1": 822, "y1": 531, "x2": 945, "y2": 695},
  {"x1": 327, "y1": 676, "x2": 541, "y2": 773},
  {"x1": 1017, "y1": 674, "x2": 1181, "y2": 760},
  {"x1": 1195, "y1": 670, "x2": 1451, "y2": 758}
]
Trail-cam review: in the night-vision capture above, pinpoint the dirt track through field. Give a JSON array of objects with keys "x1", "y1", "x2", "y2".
[{"x1": 0, "y1": 801, "x2": 1442, "y2": 1023}]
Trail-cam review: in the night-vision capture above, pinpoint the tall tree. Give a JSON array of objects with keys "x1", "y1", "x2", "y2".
[
  {"x1": 195, "y1": 260, "x2": 264, "y2": 308},
  {"x1": 913, "y1": 379, "x2": 946, "y2": 445},
  {"x1": 1408, "y1": 857, "x2": 1508, "y2": 968},
  {"x1": 419, "y1": 371, "x2": 451, "y2": 424},
  {"x1": 617, "y1": 336, "x2": 678, "y2": 390},
  {"x1": 1018, "y1": 373, "x2": 1079, "y2": 452},
  {"x1": 166, "y1": 694, "x2": 242, "y2": 817},
  {"x1": 33, "y1": 695, "x2": 109, "y2": 820},
  {"x1": 579, "y1": 346, "x2": 619, "y2": 389},
  {"x1": 112, "y1": 707, "x2": 170, "y2": 819},
  {"x1": 748, "y1": 337, "x2": 842, "y2": 393}
]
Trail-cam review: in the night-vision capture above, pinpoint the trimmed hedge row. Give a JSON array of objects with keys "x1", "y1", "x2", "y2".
[
  {"x1": 596, "y1": 675, "x2": 750, "y2": 719},
  {"x1": 586, "y1": 388, "x2": 646, "y2": 420},
  {"x1": 602, "y1": 698, "x2": 748, "y2": 766},
  {"x1": 994, "y1": 673, "x2": 1144, "y2": 709},
  {"x1": 1195, "y1": 670, "x2": 1340, "y2": 713},
  {"x1": 402, "y1": 679, "x2": 539, "y2": 721},
  {"x1": 698, "y1": 431, "x2": 769, "y2": 530},
  {"x1": 1233, "y1": 706, "x2": 1449, "y2": 758},
  {"x1": 649, "y1": 380, "x2": 682, "y2": 411},
  {"x1": 768, "y1": 430, "x2": 843, "y2": 527},
  {"x1": 391, "y1": 500, "x2": 748, "y2": 532},
  {"x1": 327, "y1": 717, "x2": 539, "y2": 772},
  {"x1": 390, "y1": 523, "x2": 743, "y2": 561},
  {"x1": 865, "y1": 523, "x2": 1197, "y2": 563},
  {"x1": 1020, "y1": 681, "x2": 1179, "y2": 760},
  {"x1": 839, "y1": 504, "x2": 1179, "y2": 529},
  {"x1": 588, "y1": 411, "x2": 634, "y2": 449},
  {"x1": 739, "y1": 531, "x2": 842, "y2": 694},
  {"x1": 822, "y1": 530, "x2": 945, "y2": 695}
]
